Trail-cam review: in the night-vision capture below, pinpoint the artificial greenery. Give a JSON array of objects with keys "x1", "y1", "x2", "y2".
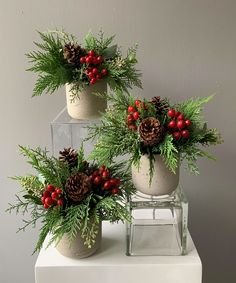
[
  {"x1": 7, "y1": 146, "x2": 134, "y2": 254},
  {"x1": 27, "y1": 29, "x2": 142, "y2": 98},
  {"x1": 87, "y1": 90, "x2": 223, "y2": 181}
]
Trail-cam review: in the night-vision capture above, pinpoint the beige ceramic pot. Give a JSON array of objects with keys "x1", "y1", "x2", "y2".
[
  {"x1": 131, "y1": 154, "x2": 179, "y2": 196},
  {"x1": 56, "y1": 222, "x2": 102, "y2": 258},
  {"x1": 66, "y1": 81, "x2": 107, "y2": 120}
]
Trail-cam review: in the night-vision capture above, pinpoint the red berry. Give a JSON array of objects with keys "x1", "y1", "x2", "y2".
[
  {"x1": 181, "y1": 129, "x2": 190, "y2": 138},
  {"x1": 55, "y1": 188, "x2": 62, "y2": 195},
  {"x1": 86, "y1": 56, "x2": 93, "y2": 64},
  {"x1": 88, "y1": 50, "x2": 95, "y2": 57},
  {"x1": 172, "y1": 131, "x2": 181, "y2": 140},
  {"x1": 92, "y1": 57, "x2": 98, "y2": 65},
  {"x1": 99, "y1": 165, "x2": 106, "y2": 173},
  {"x1": 111, "y1": 188, "x2": 120, "y2": 195},
  {"x1": 43, "y1": 190, "x2": 51, "y2": 198},
  {"x1": 175, "y1": 111, "x2": 181, "y2": 118},
  {"x1": 102, "y1": 170, "x2": 110, "y2": 179},
  {"x1": 57, "y1": 199, "x2": 64, "y2": 206},
  {"x1": 103, "y1": 181, "x2": 111, "y2": 190},
  {"x1": 45, "y1": 197, "x2": 53, "y2": 206},
  {"x1": 110, "y1": 178, "x2": 117, "y2": 186},
  {"x1": 44, "y1": 203, "x2": 49, "y2": 209},
  {"x1": 127, "y1": 119, "x2": 134, "y2": 126},
  {"x1": 177, "y1": 114, "x2": 185, "y2": 121},
  {"x1": 114, "y1": 178, "x2": 121, "y2": 186},
  {"x1": 41, "y1": 196, "x2": 46, "y2": 204},
  {"x1": 92, "y1": 68, "x2": 98, "y2": 75},
  {"x1": 128, "y1": 106, "x2": 136, "y2": 113},
  {"x1": 167, "y1": 109, "x2": 176, "y2": 118},
  {"x1": 89, "y1": 175, "x2": 94, "y2": 182},
  {"x1": 96, "y1": 56, "x2": 103, "y2": 64},
  {"x1": 88, "y1": 72, "x2": 94, "y2": 79},
  {"x1": 92, "y1": 171, "x2": 100, "y2": 178},
  {"x1": 127, "y1": 114, "x2": 134, "y2": 121},
  {"x1": 168, "y1": 120, "x2": 176, "y2": 128},
  {"x1": 94, "y1": 176, "x2": 103, "y2": 185},
  {"x1": 96, "y1": 74, "x2": 102, "y2": 80},
  {"x1": 133, "y1": 111, "x2": 140, "y2": 120},
  {"x1": 135, "y1": 100, "x2": 141, "y2": 108},
  {"x1": 128, "y1": 125, "x2": 137, "y2": 131},
  {"x1": 80, "y1": 57, "x2": 86, "y2": 64},
  {"x1": 185, "y1": 119, "x2": 191, "y2": 126},
  {"x1": 90, "y1": 78, "x2": 97, "y2": 85},
  {"x1": 47, "y1": 184, "x2": 54, "y2": 192},
  {"x1": 177, "y1": 120, "x2": 185, "y2": 129},
  {"x1": 101, "y1": 68, "x2": 108, "y2": 76},
  {"x1": 51, "y1": 192, "x2": 58, "y2": 200}
]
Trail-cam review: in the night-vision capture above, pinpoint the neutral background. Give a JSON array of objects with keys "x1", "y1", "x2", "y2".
[{"x1": 0, "y1": 1, "x2": 235, "y2": 282}]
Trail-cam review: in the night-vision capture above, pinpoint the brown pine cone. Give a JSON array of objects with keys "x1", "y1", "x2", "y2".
[
  {"x1": 59, "y1": 147, "x2": 78, "y2": 170},
  {"x1": 139, "y1": 117, "x2": 164, "y2": 146},
  {"x1": 150, "y1": 96, "x2": 169, "y2": 115},
  {"x1": 65, "y1": 172, "x2": 90, "y2": 203},
  {"x1": 63, "y1": 43, "x2": 84, "y2": 64}
]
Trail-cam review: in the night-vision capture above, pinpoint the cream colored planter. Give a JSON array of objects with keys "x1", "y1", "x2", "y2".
[
  {"x1": 56, "y1": 222, "x2": 102, "y2": 258},
  {"x1": 66, "y1": 81, "x2": 107, "y2": 120},
  {"x1": 132, "y1": 154, "x2": 179, "y2": 196}
]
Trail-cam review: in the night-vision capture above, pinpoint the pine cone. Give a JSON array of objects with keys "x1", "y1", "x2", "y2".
[
  {"x1": 139, "y1": 117, "x2": 164, "y2": 146},
  {"x1": 150, "y1": 96, "x2": 169, "y2": 115},
  {"x1": 63, "y1": 43, "x2": 84, "y2": 64},
  {"x1": 65, "y1": 172, "x2": 90, "y2": 202},
  {"x1": 59, "y1": 147, "x2": 78, "y2": 169}
]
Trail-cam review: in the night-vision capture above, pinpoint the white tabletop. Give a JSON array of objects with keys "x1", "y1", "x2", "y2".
[{"x1": 35, "y1": 222, "x2": 202, "y2": 283}]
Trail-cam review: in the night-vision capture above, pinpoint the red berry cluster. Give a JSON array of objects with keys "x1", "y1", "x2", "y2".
[
  {"x1": 126, "y1": 100, "x2": 147, "y2": 131},
  {"x1": 41, "y1": 184, "x2": 64, "y2": 209},
  {"x1": 89, "y1": 165, "x2": 121, "y2": 195},
  {"x1": 167, "y1": 109, "x2": 191, "y2": 140},
  {"x1": 79, "y1": 50, "x2": 108, "y2": 85}
]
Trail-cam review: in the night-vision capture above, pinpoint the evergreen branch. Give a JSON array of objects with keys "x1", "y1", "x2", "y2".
[
  {"x1": 11, "y1": 175, "x2": 44, "y2": 197},
  {"x1": 159, "y1": 134, "x2": 179, "y2": 173},
  {"x1": 34, "y1": 208, "x2": 62, "y2": 254},
  {"x1": 96, "y1": 196, "x2": 131, "y2": 223},
  {"x1": 176, "y1": 95, "x2": 214, "y2": 126},
  {"x1": 18, "y1": 146, "x2": 70, "y2": 188},
  {"x1": 6, "y1": 195, "x2": 32, "y2": 215}
]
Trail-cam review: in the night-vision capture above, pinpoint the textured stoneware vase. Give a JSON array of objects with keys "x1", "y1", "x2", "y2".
[
  {"x1": 66, "y1": 81, "x2": 107, "y2": 120},
  {"x1": 132, "y1": 154, "x2": 179, "y2": 196},
  {"x1": 56, "y1": 222, "x2": 102, "y2": 258}
]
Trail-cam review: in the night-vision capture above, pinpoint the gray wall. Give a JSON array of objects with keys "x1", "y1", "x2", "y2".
[{"x1": 0, "y1": 1, "x2": 235, "y2": 282}]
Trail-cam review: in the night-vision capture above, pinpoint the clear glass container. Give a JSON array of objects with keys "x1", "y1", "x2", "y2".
[
  {"x1": 50, "y1": 107, "x2": 100, "y2": 156},
  {"x1": 126, "y1": 186, "x2": 188, "y2": 256}
]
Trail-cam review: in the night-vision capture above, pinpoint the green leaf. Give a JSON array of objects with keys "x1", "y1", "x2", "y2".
[
  {"x1": 23, "y1": 194, "x2": 42, "y2": 205},
  {"x1": 102, "y1": 45, "x2": 117, "y2": 59}
]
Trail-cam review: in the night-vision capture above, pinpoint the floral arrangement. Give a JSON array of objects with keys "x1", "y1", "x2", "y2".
[
  {"x1": 7, "y1": 146, "x2": 134, "y2": 253},
  {"x1": 27, "y1": 30, "x2": 142, "y2": 98},
  {"x1": 87, "y1": 90, "x2": 223, "y2": 180}
]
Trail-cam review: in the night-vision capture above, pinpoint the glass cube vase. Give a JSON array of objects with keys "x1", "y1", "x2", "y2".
[
  {"x1": 51, "y1": 107, "x2": 100, "y2": 156},
  {"x1": 126, "y1": 186, "x2": 188, "y2": 256}
]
